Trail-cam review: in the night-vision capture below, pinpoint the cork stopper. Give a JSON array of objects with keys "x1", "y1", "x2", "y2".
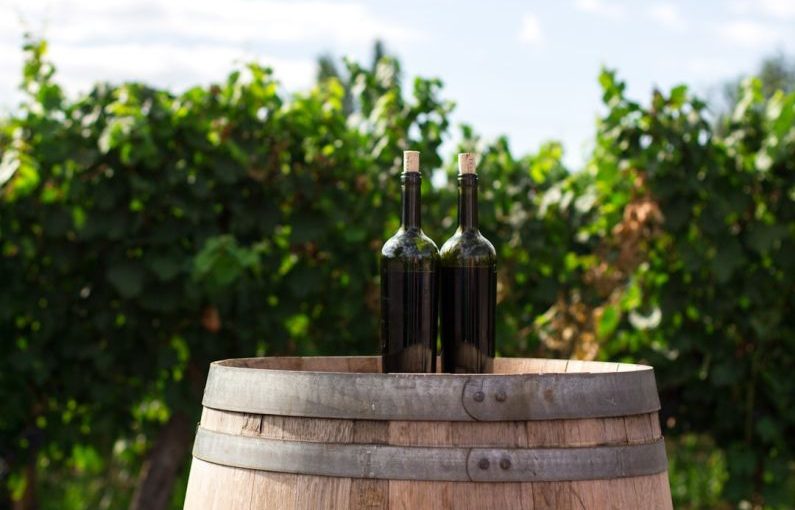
[
  {"x1": 458, "y1": 153, "x2": 477, "y2": 175},
  {"x1": 403, "y1": 151, "x2": 420, "y2": 173}
]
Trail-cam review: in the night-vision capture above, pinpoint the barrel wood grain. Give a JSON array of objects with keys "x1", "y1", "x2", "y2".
[
  {"x1": 351, "y1": 420, "x2": 390, "y2": 509},
  {"x1": 451, "y1": 420, "x2": 530, "y2": 510},
  {"x1": 387, "y1": 418, "x2": 452, "y2": 508},
  {"x1": 184, "y1": 356, "x2": 673, "y2": 510}
]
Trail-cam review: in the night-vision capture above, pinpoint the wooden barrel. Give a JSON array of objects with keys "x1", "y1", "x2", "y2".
[{"x1": 184, "y1": 356, "x2": 672, "y2": 509}]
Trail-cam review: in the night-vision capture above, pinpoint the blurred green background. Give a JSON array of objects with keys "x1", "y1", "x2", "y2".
[{"x1": 1, "y1": 38, "x2": 794, "y2": 509}]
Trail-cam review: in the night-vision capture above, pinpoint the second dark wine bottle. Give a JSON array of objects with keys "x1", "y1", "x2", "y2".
[
  {"x1": 380, "y1": 151, "x2": 439, "y2": 373},
  {"x1": 440, "y1": 153, "x2": 497, "y2": 373}
]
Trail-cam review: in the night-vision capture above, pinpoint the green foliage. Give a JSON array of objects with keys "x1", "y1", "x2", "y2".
[
  {"x1": 722, "y1": 52, "x2": 795, "y2": 115},
  {"x1": 667, "y1": 434, "x2": 730, "y2": 509},
  {"x1": 1, "y1": 37, "x2": 794, "y2": 509},
  {"x1": 591, "y1": 70, "x2": 795, "y2": 508},
  {"x1": 0, "y1": 36, "x2": 453, "y2": 507}
]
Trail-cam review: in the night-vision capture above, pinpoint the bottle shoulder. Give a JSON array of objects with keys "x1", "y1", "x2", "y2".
[
  {"x1": 439, "y1": 230, "x2": 496, "y2": 266},
  {"x1": 381, "y1": 229, "x2": 440, "y2": 260}
]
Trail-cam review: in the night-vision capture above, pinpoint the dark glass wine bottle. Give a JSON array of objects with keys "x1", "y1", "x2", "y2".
[
  {"x1": 440, "y1": 153, "x2": 497, "y2": 373},
  {"x1": 380, "y1": 151, "x2": 439, "y2": 373}
]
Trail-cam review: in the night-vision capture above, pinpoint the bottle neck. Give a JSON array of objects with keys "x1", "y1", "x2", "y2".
[
  {"x1": 457, "y1": 174, "x2": 478, "y2": 232},
  {"x1": 401, "y1": 173, "x2": 421, "y2": 230}
]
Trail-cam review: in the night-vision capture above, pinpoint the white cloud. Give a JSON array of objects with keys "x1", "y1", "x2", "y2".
[
  {"x1": 0, "y1": 0, "x2": 420, "y2": 105},
  {"x1": 729, "y1": 0, "x2": 795, "y2": 19},
  {"x1": 717, "y1": 20, "x2": 783, "y2": 48},
  {"x1": 761, "y1": 0, "x2": 795, "y2": 17},
  {"x1": 48, "y1": 43, "x2": 315, "y2": 92},
  {"x1": 684, "y1": 57, "x2": 736, "y2": 78},
  {"x1": 574, "y1": 0, "x2": 626, "y2": 19},
  {"x1": 518, "y1": 14, "x2": 543, "y2": 45},
  {"x1": 5, "y1": 0, "x2": 422, "y2": 46},
  {"x1": 0, "y1": 40, "x2": 316, "y2": 109},
  {"x1": 648, "y1": 3, "x2": 686, "y2": 31}
]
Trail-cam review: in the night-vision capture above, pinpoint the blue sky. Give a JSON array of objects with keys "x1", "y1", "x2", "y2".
[{"x1": 1, "y1": 0, "x2": 794, "y2": 167}]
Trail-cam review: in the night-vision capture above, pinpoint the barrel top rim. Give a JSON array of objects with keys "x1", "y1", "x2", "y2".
[
  {"x1": 202, "y1": 355, "x2": 660, "y2": 421},
  {"x1": 209, "y1": 355, "x2": 654, "y2": 377}
]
